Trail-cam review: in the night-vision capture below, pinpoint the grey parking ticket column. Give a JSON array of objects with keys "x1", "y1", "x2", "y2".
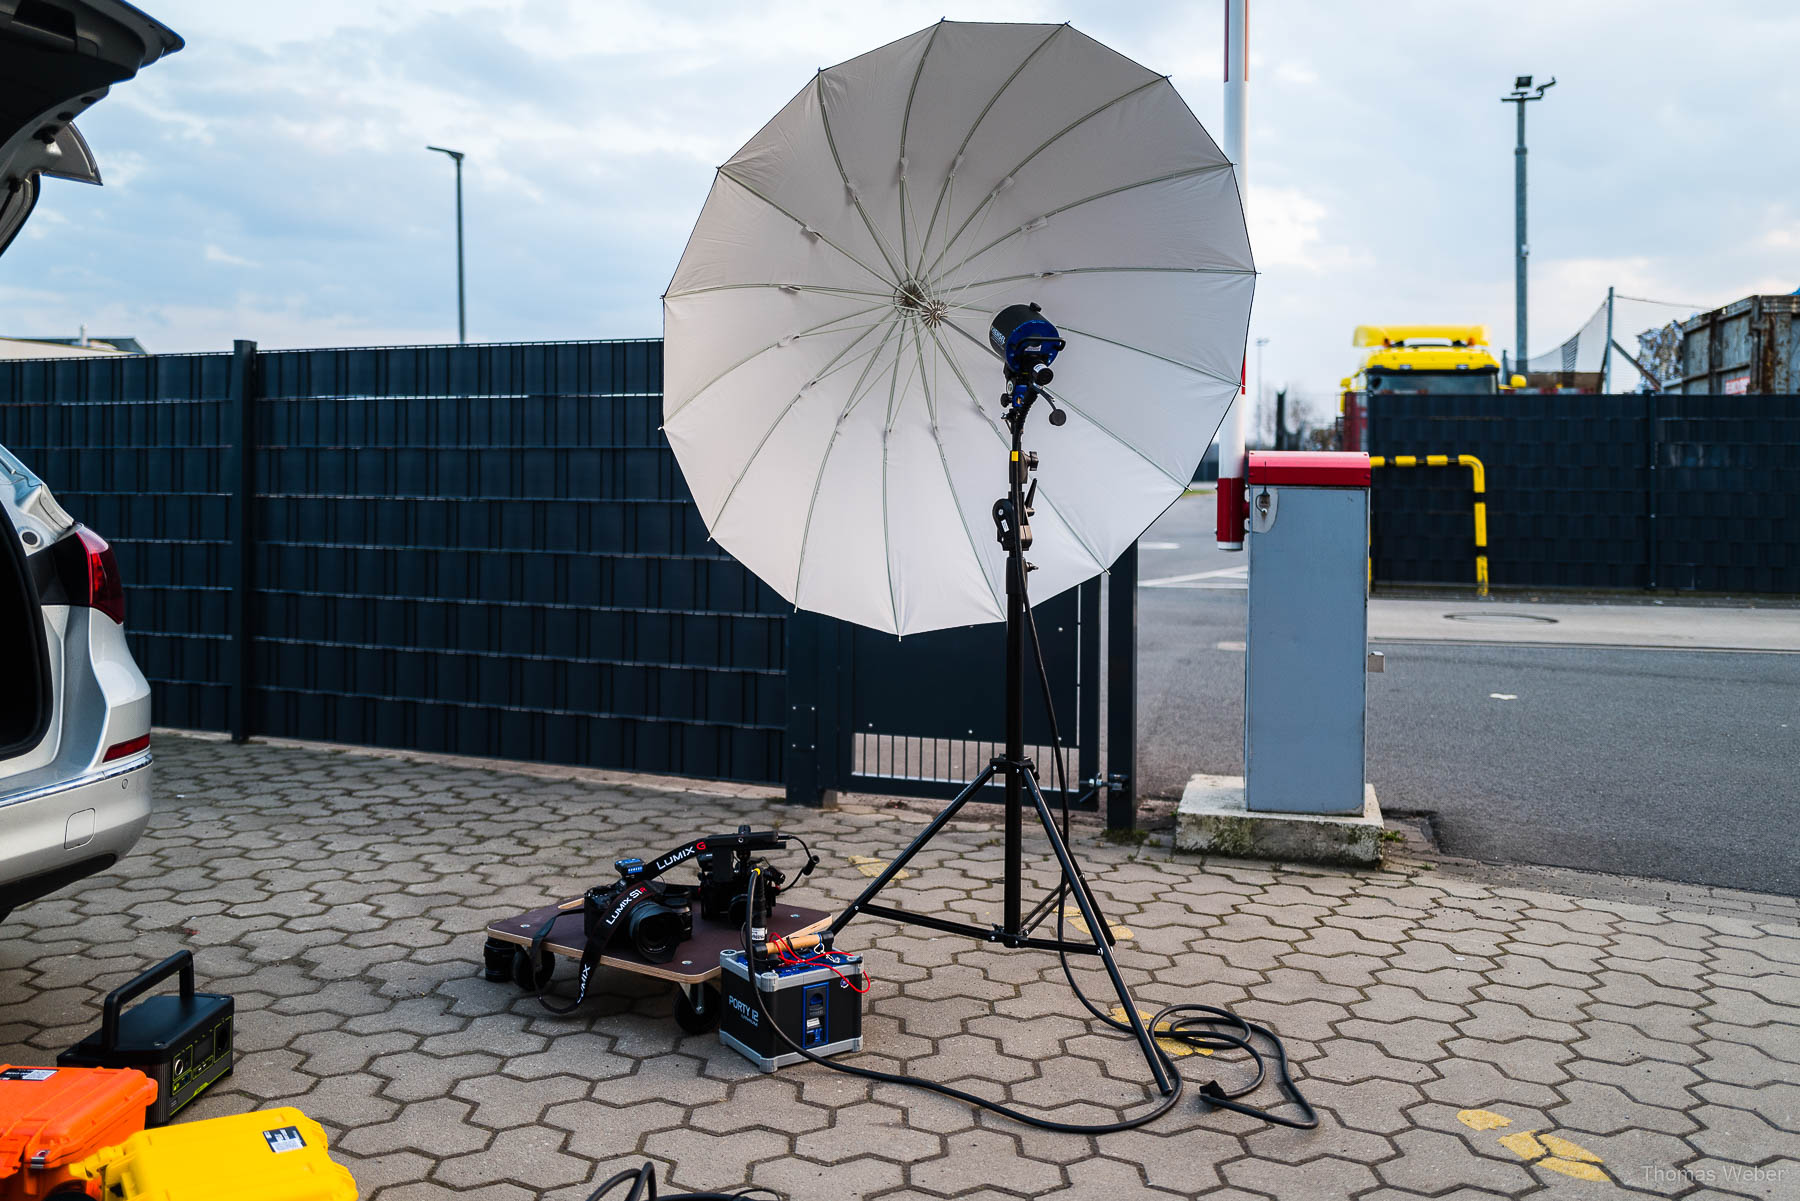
[{"x1": 1244, "y1": 452, "x2": 1370, "y2": 815}]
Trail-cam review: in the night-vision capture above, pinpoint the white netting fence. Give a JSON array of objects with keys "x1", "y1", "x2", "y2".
[{"x1": 1518, "y1": 294, "x2": 1719, "y2": 390}]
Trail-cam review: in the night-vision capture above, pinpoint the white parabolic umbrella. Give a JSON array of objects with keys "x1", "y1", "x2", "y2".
[{"x1": 663, "y1": 20, "x2": 1254, "y2": 636}]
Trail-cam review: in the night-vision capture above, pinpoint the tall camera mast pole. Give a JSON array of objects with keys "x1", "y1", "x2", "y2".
[
  {"x1": 1501, "y1": 76, "x2": 1554, "y2": 372},
  {"x1": 1216, "y1": 0, "x2": 1250, "y2": 550}
]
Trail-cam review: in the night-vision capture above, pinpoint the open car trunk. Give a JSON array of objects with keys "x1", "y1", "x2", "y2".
[
  {"x1": 0, "y1": 502, "x2": 53, "y2": 760},
  {"x1": 0, "y1": 0, "x2": 184, "y2": 256}
]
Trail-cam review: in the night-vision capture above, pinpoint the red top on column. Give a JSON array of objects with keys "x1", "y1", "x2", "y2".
[{"x1": 1246, "y1": 451, "x2": 1371, "y2": 488}]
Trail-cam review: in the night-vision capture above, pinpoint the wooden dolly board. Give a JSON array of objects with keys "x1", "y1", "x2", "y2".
[{"x1": 483, "y1": 898, "x2": 832, "y2": 1032}]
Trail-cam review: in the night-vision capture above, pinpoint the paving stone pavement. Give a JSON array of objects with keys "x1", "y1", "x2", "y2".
[{"x1": 2, "y1": 733, "x2": 1796, "y2": 1200}]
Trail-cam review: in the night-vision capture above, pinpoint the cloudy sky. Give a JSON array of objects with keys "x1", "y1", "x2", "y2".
[{"x1": 3, "y1": 0, "x2": 1797, "y2": 432}]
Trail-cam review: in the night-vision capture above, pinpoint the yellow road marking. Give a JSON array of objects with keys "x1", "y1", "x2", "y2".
[
  {"x1": 1457, "y1": 1109, "x2": 1512, "y2": 1131},
  {"x1": 848, "y1": 855, "x2": 910, "y2": 880},
  {"x1": 1539, "y1": 1134, "x2": 1603, "y2": 1163},
  {"x1": 1494, "y1": 1126, "x2": 1611, "y2": 1183},
  {"x1": 1499, "y1": 1131, "x2": 1547, "y2": 1160},
  {"x1": 1109, "y1": 1006, "x2": 1212, "y2": 1057},
  {"x1": 1542, "y1": 1158, "x2": 1610, "y2": 1182},
  {"x1": 1062, "y1": 906, "x2": 1133, "y2": 941}
]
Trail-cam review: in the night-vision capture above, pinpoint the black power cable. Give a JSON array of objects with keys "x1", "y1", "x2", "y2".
[{"x1": 581, "y1": 1160, "x2": 778, "y2": 1201}]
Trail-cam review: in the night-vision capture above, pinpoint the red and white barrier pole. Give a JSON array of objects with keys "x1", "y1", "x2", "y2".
[{"x1": 1216, "y1": 0, "x2": 1250, "y2": 551}]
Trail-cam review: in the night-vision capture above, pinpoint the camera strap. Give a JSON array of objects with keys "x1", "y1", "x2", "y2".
[{"x1": 531, "y1": 880, "x2": 695, "y2": 1014}]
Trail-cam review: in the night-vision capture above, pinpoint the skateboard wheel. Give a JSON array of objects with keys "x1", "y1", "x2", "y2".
[
  {"x1": 482, "y1": 937, "x2": 517, "y2": 982},
  {"x1": 511, "y1": 946, "x2": 554, "y2": 992},
  {"x1": 675, "y1": 983, "x2": 721, "y2": 1034}
]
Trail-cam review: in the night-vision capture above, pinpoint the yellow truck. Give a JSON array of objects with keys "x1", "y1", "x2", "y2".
[{"x1": 1339, "y1": 325, "x2": 1523, "y2": 450}]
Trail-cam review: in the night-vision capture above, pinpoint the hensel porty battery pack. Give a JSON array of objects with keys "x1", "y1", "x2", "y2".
[
  {"x1": 59, "y1": 951, "x2": 232, "y2": 1126},
  {"x1": 718, "y1": 948, "x2": 863, "y2": 1071}
]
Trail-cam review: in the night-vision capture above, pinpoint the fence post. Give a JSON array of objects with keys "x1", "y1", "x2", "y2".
[
  {"x1": 784, "y1": 611, "x2": 841, "y2": 806},
  {"x1": 1077, "y1": 575, "x2": 1101, "y2": 812},
  {"x1": 226, "y1": 340, "x2": 258, "y2": 742},
  {"x1": 1645, "y1": 391, "x2": 1660, "y2": 591},
  {"x1": 1105, "y1": 542, "x2": 1138, "y2": 831}
]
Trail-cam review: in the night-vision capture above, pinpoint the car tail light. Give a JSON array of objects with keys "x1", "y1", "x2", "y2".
[
  {"x1": 103, "y1": 733, "x2": 150, "y2": 761},
  {"x1": 54, "y1": 525, "x2": 125, "y2": 625}
]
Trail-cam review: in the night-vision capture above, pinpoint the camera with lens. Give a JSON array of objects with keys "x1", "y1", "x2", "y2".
[{"x1": 594, "y1": 857, "x2": 694, "y2": 964}]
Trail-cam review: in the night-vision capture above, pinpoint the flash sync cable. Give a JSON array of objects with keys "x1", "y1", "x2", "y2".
[{"x1": 735, "y1": 582, "x2": 1317, "y2": 1136}]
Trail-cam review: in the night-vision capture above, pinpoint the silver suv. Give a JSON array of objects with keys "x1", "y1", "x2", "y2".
[
  {"x1": 1, "y1": 452, "x2": 152, "y2": 920},
  {"x1": 1, "y1": 0, "x2": 180, "y2": 919}
]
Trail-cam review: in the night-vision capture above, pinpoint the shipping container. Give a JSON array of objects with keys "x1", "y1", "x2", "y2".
[{"x1": 1668, "y1": 294, "x2": 1800, "y2": 394}]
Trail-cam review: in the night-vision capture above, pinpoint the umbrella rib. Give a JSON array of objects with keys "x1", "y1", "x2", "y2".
[
  {"x1": 945, "y1": 265, "x2": 1255, "y2": 291},
  {"x1": 925, "y1": 325, "x2": 1106, "y2": 573},
  {"x1": 912, "y1": 323, "x2": 1006, "y2": 618},
  {"x1": 793, "y1": 319, "x2": 902, "y2": 608},
  {"x1": 897, "y1": 21, "x2": 945, "y2": 271},
  {"x1": 943, "y1": 318, "x2": 1190, "y2": 493},
  {"x1": 664, "y1": 281, "x2": 896, "y2": 302},
  {"x1": 930, "y1": 162, "x2": 1235, "y2": 284},
  {"x1": 921, "y1": 76, "x2": 1165, "y2": 282},
  {"x1": 879, "y1": 327, "x2": 908, "y2": 631},
  {"x1": 1053, "y1": 320, "x2": 1244, "y2": 389},
  {"x1": 705, "y1": 320, "x2": 892, "y2": 529},
  {"x1": 815, "y1": 73, "x2": 905, "y2": 282},
  {"x1": 665, "y1": 300, "x2": 889, "y2": 422},
  {"x1": 912, "y1": 23, "x2": 1067, "y2": 281},
  {"x1": 940, "y1": 300, "x2": 1244, "y2": 390},
  {"x1": 716, "y1": 168, "x2": 895, "y2": 291},
  {"x1": 1040, "y1": 384, "x2": 1191, "y2": 492}
]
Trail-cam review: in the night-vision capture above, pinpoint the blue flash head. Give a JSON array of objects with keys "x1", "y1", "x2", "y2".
[{"x1": 989, "y1": 303, "x2": 1064, "y2": 375}]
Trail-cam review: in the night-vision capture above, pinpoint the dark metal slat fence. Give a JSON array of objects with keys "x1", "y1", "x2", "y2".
[
  {"x1": 1, "y1": 338, "x2": 1140, "y2": 825},
  {"x1": 1368, "y1": 391, "x2": 1800, "y2": 594}
]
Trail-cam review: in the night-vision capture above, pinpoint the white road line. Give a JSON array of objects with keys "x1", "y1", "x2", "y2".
[{"x1": 1139, "y1": 565, "x2": 1249, "y2": 588}]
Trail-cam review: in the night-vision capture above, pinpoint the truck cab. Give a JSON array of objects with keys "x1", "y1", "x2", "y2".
[{"x1": 1339, "y1": 325, "x2": 1522, "y2": 451}]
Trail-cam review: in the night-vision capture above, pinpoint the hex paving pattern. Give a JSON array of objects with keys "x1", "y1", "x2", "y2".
[{"x1": 2, "y1": 734, "x2": 1796, "y2": 1200}]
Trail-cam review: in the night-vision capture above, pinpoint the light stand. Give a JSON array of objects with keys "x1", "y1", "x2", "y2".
[{"x1": 825, "y1": 306, "x2": 1174, "y2": 1096}]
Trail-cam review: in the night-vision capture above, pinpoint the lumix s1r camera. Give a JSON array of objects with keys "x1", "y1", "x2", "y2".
[{"x1": 600, "y1": 857, "x2": 694, "y2": 964}]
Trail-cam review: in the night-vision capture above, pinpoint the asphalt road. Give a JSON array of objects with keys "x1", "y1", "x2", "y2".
[{"x1": 1134, "y1": 493, "x2": 1800, "y2": 896}]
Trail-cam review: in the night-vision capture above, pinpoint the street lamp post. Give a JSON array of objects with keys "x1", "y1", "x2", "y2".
[
  {"x1": 426, "y1": 145, "x2": 467, "y2": 344},
  {"x1": 1500, "y1": 76, "x2": 1553, "y2": 371}
]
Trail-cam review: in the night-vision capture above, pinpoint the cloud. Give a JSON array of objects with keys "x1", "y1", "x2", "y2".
[
  {"x1": 203, "y1": 244, "x2": 259, "y2": 268},
  {"x1": 0, "y1": 0, "x2": 1797, "y2": 386},
  {"x1": 1249, "y1": 185, "x2": 1371, "y2": 273}
]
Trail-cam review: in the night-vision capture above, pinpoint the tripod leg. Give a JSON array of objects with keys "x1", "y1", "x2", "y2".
[
  {"x1": 1025, "y1": 780, "x2": 1174, "y2": 1095},
  {"x1": 828, "y1": 762, "x2": 1000, "y2": 938},
  {"x1": 1020, "y1": 769, "x2": 1122, "y2": 946}
]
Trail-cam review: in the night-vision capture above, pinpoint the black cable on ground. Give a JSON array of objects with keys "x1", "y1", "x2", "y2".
[
  {"x1": 1022, "y1": 565, "x2": 1317, "y2": 1131},
  {"x1": 582, "y1": 1159, "x2": 778, "y2": 1200}
]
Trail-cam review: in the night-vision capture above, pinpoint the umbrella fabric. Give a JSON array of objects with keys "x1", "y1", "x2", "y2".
[{"x1": 664, "y1": 20, "x2": 1254, "y2": 635}]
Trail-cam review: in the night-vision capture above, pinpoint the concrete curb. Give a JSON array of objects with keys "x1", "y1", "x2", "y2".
[{"x1": 1174, "y1": 773, "x2": 1385, "y2": 867}]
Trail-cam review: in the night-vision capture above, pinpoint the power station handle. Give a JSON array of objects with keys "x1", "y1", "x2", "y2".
[{"x1": 101, "y1": 950, "x2": 195, "y2": 1050}]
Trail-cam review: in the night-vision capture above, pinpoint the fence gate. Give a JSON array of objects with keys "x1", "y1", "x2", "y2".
[{"x1": 786, "y1": 550, "x2": 1138, "y2": 828}]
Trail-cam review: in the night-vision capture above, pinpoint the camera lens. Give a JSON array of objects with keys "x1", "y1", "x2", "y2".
[{"x1": 630, "y1": 906, "x2": 689, "y2": 963}]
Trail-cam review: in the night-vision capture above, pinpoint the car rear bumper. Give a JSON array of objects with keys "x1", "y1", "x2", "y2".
[{"x1": 0, "y1": 753, "x2": 150, "y2": 913}]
